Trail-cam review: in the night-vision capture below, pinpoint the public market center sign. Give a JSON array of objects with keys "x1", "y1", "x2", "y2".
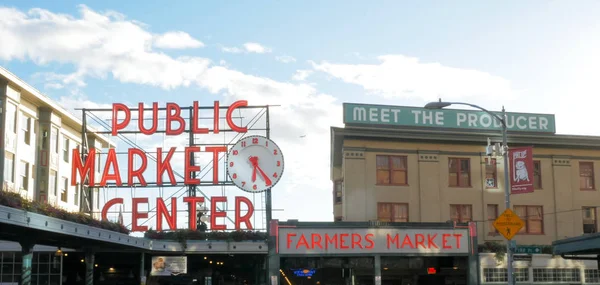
[{"x1": 343, "y1": 103, "x2": 556, "y2": 133}]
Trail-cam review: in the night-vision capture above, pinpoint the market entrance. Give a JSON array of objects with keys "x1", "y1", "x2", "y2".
[
  {"x1": 280, "y1": 256, "x2": 467, "y2": 285},
  {"x1": 272, "y1": 221, "x2": 478, "y2": 285}
]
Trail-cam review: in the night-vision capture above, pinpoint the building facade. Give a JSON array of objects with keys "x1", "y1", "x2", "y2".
[
  {"x1": 331, "y1": 102, "x2": 600, "y2": 284},
  {"x1": 0, "y1": 67, "x2": 113, "y2": 215}
]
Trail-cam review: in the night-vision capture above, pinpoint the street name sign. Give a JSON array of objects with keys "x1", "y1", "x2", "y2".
[
  {"x1": 515, "y1": 246, "x2": 542, "y2": 254},
  {"x1": 493, "y1": 209, "x2": 525, "y2": 240}
]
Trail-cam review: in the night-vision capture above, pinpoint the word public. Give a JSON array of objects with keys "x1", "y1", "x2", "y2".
[
  {"x1": 102, "y1": 196, "x2": 255, "y2": 232},
  {"x1": 71, "y1": 101, "x2": 249, "y2": 187}
]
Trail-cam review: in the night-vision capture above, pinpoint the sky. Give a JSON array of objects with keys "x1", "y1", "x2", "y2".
[{"x1": 2, "y1": 1, "x2": 600, "y2": 231}]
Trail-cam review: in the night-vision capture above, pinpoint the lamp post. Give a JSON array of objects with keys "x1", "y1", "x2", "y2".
[{"x1": 425, "y1": 99, "x2": 514, "y2": 285}]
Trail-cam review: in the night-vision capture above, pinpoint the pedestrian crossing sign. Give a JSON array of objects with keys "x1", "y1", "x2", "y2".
[{"x1": 493, "y1": 209, "x2": 525, "y2": 240}]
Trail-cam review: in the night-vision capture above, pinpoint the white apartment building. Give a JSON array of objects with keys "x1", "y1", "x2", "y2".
[{"x1": 0, "y1": 66, "x2": 114, "y2": 215}]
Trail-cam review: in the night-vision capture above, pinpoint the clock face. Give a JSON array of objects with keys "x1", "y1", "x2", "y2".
[{"x1": 226, "y1": 135, "x2": 285, "y2": 193}]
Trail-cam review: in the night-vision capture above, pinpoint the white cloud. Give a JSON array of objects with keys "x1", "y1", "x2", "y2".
[
  {"x1": 292, "y1": 70, "x2": 313, "y2": 81},
  {"x1": 312, "y1": 55, "x2": 514, "y2": 101},
  {"x1": 276, "y1": 55, "x2": 296, "y2": 63},
  {"x1": 0, "y1": 5, "x2": 339, "y2": 222},
  {"x1": 153, "y1": 31, "x2": 204, "y2": 49},
  {"x1": 221, "y1": 42, "x2": 272, "y2": 54},
  {"x1": 242, "y1": 42, "x2": 271, "y2": 54},
  {"x1": 221, "y1": 46, "x2": 244, "y2": 54}
]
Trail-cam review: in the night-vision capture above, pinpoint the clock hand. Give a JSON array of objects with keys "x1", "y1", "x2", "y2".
[
  {"x1": 252, "y1": 165, "x2": 257, "y2": 182},
  {"x1": 255, "y1": 164, "x2": 273, "y2": 186}
]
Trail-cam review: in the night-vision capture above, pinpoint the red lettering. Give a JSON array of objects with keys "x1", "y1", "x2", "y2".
[
  {"x1": 183, "y1": 196, "x2": 205, "y2": 231},
  {"x1": 387, "y1": 233, "x2": 400, "y2": 249},
  {"x1": 234, "y1": 196, "x2": 254, "y2": 230},
  {"x1": 127, "y1": 148, "x2": 147, "y2": 186},
  {"x1": 297, "y1": 234, "x2": 310, "y2": 249},
  {"x1": 365, "y1": 233, "x2": 375, "y2": 249},
  {"x1": 226, "y1": 100, "x2": 248, "y2": 133},
  {"x1": 138, "y1": 102, "x2": 159, "y2": 135},
  {"x1": 325, "y1": 234, "x2": 337, "y2": 249},
  {"x1": 166, "y1": 103, "x2": 185, "y2": 135},
  {"x1": 112, "y1": 103, "x2": 131, "y2": 136},
  {"x1": 453, "y1": 234, "x2": 463, "y2": 248},
  {"x1": 213, "y1": 101, "x2": 220, "y2": 134},
  {"x1": 415, "y1": 234, "x2": 426, "y2": 249},
  {"x1": 184, "y1": 147, "x2": 201, "y2": 185},
  {"x1": 351, "y1": 233, "x2": 363, "y2": 249},
  {"x1": 157, "y1": 147, "x2": 177, "y2": 185},
  {"x1": 71, "y1": 148, "x2": 95, "y2": 186},
  {"x1": 210, "y1": 196, "x2": 227, "y2": 230},
  {"x1": 156, "y1": 197, "x2": 177, "y2": 231},
  {"x1": 205, "y1": 146, "x2": 227, "y2": 184},
  {"x1": 442, "y1": 234, "x2": 452, "y2": 249},
  {"x1": 339, "y1": 233, "x2": 350, "y2": 249},
  {"x1": 311, "y1": 233, "x2": 323, "y2": 249},
  {"x1": 287, "y1": 233, "x2": 296, "y2": 249},
  {"x1": 192, "y1": 101, "x2": 209, "y2": 134},
  {"x1": 100, "y1": 149, "x2": 121, "y2": 186},
  {"x1": 131, "y1": 198, "x2": 148, "y2": 232},
  {"x1": 428, "y1": 234, "x2": 439, "y2": 249},
  {"x1": 401, "y1": 234, "x2": 414, "y2": 248},
  {"x1": 101, "y1": 198, "x2": 123, "y2": 221}
]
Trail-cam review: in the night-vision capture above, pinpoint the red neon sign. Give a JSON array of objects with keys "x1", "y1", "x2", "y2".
[
  {"x1": 427, "y1": 267, "x2": 437, "y2": 275},
  {"x1": 74, "y1": 101, "x2": 258, "y2": 231},
  {"x1": 101, "y1": 196, "x2": 255, "y2": 232}
]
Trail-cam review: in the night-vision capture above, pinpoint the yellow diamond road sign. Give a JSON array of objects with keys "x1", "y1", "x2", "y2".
[{"x1": 493, "y1": 209, "x2": 525, "y2": 240}]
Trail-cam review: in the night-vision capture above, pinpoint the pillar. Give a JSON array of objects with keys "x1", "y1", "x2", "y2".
[
  {"x1": 20, "y1": 241, "x2": 34, "y2": 285},
  {"x1": 140, "y1": 252, "x2": 146, "y2": 285},
  {"x1": 267, "y1": 220, "x2": 280, "y2": 285},
  {"x1": 84, "y1": 251, "x2": 95, "y2": 285},
  {"x1": 467, "y1": 222, "x2": 480, "y2": 285},
  {"x1": 373, "y1": 255, "x2": 381, "y2": 285}
]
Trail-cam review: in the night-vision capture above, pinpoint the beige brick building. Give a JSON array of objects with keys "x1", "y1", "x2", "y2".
[{"x1": 331, "y1": 102, "x2": 600, "y2": 284}]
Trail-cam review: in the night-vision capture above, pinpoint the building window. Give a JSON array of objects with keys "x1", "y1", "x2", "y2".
[
  {"x1": 485, "y1": 158, "x2": 497, "y2": 188},
  {"x1": 74, "y1": 183, "x2": 79, "y2": 206},
  {"x1": 376, "y1": 155, "x2": 408, "y2": 185},
  {"x1": 583, "y1": 207, "x2": 597, "y2": 234},
  {"x1": 533, "y1": 160, "x2": 542, "y2": 189},
  {"x1": 487, "y1": 204, "x2": 498, "y2": 235},
  {"x1": 62, "y1": 137, "x2": 69, "y2": 163},
  {"x1": 4, "y1": 152, "x2": 15, "y2": 183},
  {"x1": 6, "y1": 102, "x2": 17, "y2": 133},
  {"x1": 96, "y1": 150, "x2": 102, "y2": 173},
  {"x1": 585, "y1": 269, "x2": 600, "y2": 283},
  {"x1": 580, "y1": 162, "x2": 595, "y2": 190},
  {"x1": 51, "y1": 128, "x2": 59, "y2": 153},
  {"x1": 19, "y1": 161, "x2": 29, "y2": 190},
  {"x1": 333, "y1": 180, "x2": 342, "y2": 204},
  {"x1": 533, "y1": 268, "x2": 580, "y2": 282},
  {"x1": 450, "y1": 204, "x2": 472, "y2": 223},
  {"x1": 49, "y1": 170, "x2": 57, "y2": 196},
  {"x1": 20, "y1": 113, "x2": 31, "y2": 145},
  {"x1": 514, "y1": 205, "x2": 543, "y2": 234},
  {"x1": 60, "y1": 177, "x2": 68, "y2": 202},
  {"x1": 377, "y1": 203, "x2": 408, "y2": 222},
  {"x1": 449, "y1": 158, "x2": 470, "y2": 187},
  {"x1": 483, "y1": 268, "x2": 529, "y2": 282}
]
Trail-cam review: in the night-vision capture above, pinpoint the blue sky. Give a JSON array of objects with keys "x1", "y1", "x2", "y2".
[{"x1": 1, "y1": 1, "x2": 600, "y2": 230}]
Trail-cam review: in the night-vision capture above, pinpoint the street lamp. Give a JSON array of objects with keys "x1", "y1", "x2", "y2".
[{"x1": 425, "y1": 99, "x2": 514, "y2": 285}]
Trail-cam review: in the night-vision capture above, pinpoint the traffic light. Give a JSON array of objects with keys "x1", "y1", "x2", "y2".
[{"x1": 197, "y1": 208, "x2": 207, "y2": 232}]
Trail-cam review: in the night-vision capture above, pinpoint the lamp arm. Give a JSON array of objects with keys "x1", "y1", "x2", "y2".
[{"x1": 445, "y1": 102, "x2": 506, "y2": 127}]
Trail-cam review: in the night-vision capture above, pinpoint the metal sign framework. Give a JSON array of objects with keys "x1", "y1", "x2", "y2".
[{"x1": 75, "y1": 103, "x2": 274, "y2": 232}]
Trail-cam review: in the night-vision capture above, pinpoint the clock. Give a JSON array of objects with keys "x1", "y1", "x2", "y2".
[{"x1": 226, "y1": 135, "x2": 285, "y2": 193}]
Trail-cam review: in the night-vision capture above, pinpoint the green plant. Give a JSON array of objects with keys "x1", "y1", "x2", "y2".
[
  {"x1": 0, "y1": 191, "x2": 130, "y2": 234},
  {"x1": 143, "y1": 229, "x2": 268, "y2": 242}
]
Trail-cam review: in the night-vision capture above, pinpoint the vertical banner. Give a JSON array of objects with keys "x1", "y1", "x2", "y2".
[{"x1": 509, "y1": 146, "x2": 534, "y2": 194}]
